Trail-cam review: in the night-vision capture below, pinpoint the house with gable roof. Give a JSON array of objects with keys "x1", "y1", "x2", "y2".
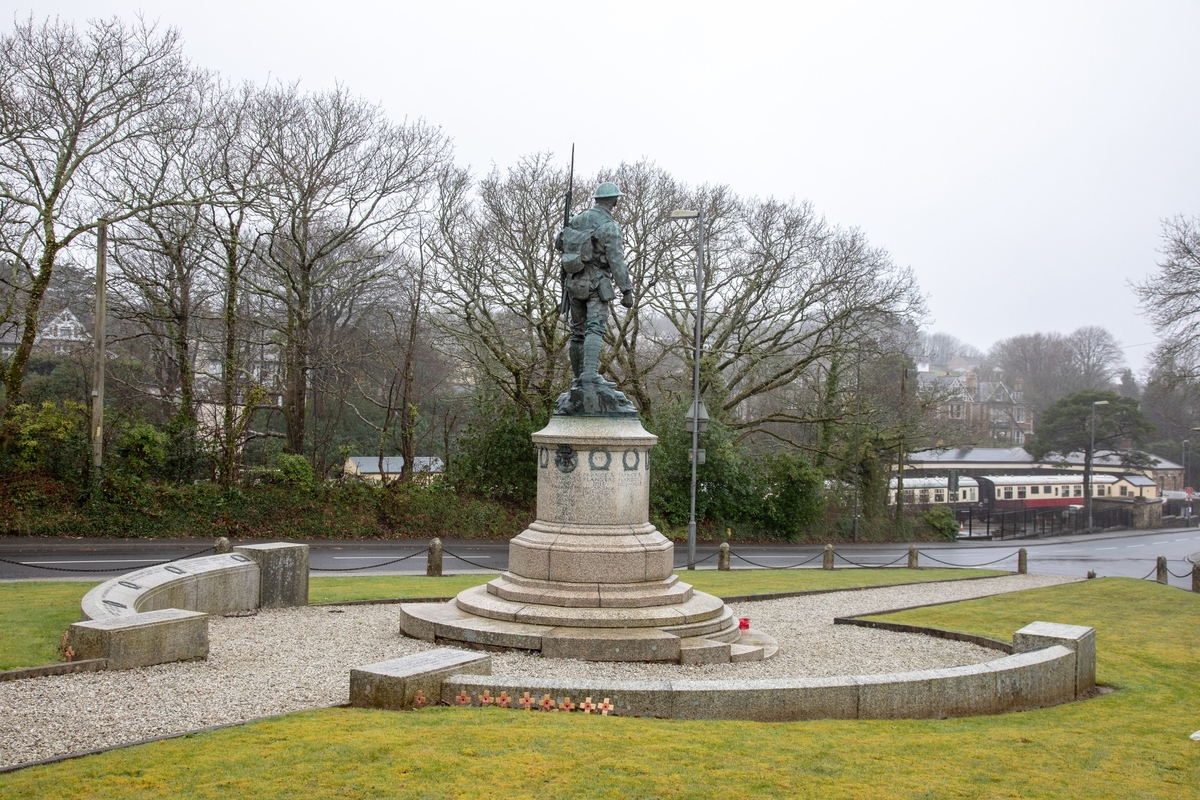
[{"x1": 918, "y1": 368, "x2": 1033, "y2": 443}]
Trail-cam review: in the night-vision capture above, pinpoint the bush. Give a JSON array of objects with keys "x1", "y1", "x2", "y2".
[
  {"x1": 449, "y1": 405, "x2": 544, "y2": 505},
  {"x1": 645, "y1": 402, "x2": 758, "y2": 527},
  {"x1": 114, "y1": 421, "x2": 168, "y2": 477},
  {"x1": 920, "y1": 505, "x2": 960, "y2": 541},
  {"x1": 276, "y1": 453, "x2": 315, "y2": 490},
  {"x1": 0, "y1": 400, "x2": 89, "y2": 482},
  {"x1": 754, "y1": 451, "x2": 825, "y2": 539},
  {"x1": 376, "y1": 480, "x2": 526, "y2": 539}
]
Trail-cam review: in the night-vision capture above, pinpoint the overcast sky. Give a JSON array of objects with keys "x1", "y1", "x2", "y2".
[{"x1": 7, "y1": 1, "x2": 1199, "y2": 371}]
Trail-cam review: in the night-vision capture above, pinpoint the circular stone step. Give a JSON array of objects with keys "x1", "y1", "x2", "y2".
[
  {"x1": 454, "y1": 584, "x2": 728, "y2": 629},
  {"x1": 486, "y1": 572, "x2": 694, "y2": 609}
]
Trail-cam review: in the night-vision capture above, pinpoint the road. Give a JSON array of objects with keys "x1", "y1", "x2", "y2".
[{"x1": 2, "y1": 527, "x2": 1197, "y2": 589}]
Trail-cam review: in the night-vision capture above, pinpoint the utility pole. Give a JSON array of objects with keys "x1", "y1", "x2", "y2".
[
  {"x1": 91, "y1": 220, "x2": 108, "y2": 478},
  {"x1": 894, "y1": 366, "x2": 907, "y2": 523},
  {"x1": 851, "y1": 359, "x2": 861, "y2": 542}
]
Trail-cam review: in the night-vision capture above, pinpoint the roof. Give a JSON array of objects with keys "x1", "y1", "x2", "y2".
[
  {"x1": 888, "y1": 476, "x2": 978, "y2": 489},
  {"x1": 1047, "y1": 452, "x2": 1183, "y2": 471},
  {"x1": 908, "y1": 447, "x2": 1181, "y2": 471},
  {"x1": 346, "y1": 456, "x2": 444, "y2": 474},
  {"x1": 1122, "y1": 474, "x2": 1157, "y2": 487},
  {"x1": 908, "y1": 447, "x2": 1035, "y2": 465}
]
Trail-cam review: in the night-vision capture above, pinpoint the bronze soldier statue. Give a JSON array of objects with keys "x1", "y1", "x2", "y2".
[{"x1": 553, "y1": 182, "x2": 637, "y2": 415}]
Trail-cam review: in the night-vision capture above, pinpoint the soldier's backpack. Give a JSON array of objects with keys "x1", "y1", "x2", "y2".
[{"x1": 560, "y1": 222, "x2": 601, "y2": 275}]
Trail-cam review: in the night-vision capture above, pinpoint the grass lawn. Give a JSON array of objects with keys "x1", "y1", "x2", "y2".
[
  {"x1": 0, "y1": 581, "x2": 97, "y2": 670},
  {"x1": 2, "y1": 577, "x2": 1197, "y2": 797}
]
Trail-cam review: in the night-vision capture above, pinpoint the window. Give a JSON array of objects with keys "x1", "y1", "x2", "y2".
[
  {"x1": 1044, "y1": 486, "x2": 1053, "y2": 495},
  {"x1": 949, "y1": 403, "x2": 963, "y2": 419},
  {"x1": 1017, "y1": 486, "x2": 1027, "y2": 499},
  {"x1": 1074, "y1": 486, "x2": 1082, "y2": 497},
  {"x1": 1015, "y1": 407, "x2": 1025, "y2": 423},
  {"x1": 934, "y1": 490, "x2": 945, "y2": 503},
  {"x1": 918, "y1": 489, "x2": 930, "y2": 504},
  {"x1": 1003, "y1": 488, "x2": 1012, "y2": 499},
  {"x1": 1120, "y1": 486, "x2": 1128, "y2": 496},
  {"x1": 1031, "y1": 486, "x2": 1040, "y2": 495}
]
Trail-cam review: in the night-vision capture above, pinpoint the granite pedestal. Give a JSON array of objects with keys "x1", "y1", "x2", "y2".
[{"x1": 402, "y1": 415, "x2": 776, "y2": 663}]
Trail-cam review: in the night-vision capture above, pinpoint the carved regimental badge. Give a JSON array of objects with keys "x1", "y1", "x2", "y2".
[{"x1": 555, "y1": 444, "x2": 578, "y2": 473}]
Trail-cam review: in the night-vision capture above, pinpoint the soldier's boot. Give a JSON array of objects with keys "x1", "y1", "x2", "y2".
[
  {"x1": 569, "y1": 341, "x2": 583, "y2": 380},
  {"x1": 580, "y1": 334, "x2": 603, "y2": 383}
]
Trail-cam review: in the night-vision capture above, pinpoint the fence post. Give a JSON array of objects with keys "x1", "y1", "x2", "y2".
[
  {"x1": 1156, "y1": 555, "x2": 1168, "y2": 585},
  {"x1": 1018, "y1": 547, "x2": 1027, "y2": 574},
  {"x1": 214, "y1": 536, "x2": 231, "y2": 554},
  {"x1": 908, "y1": 545, "x2": 919, "y2": 569},
  {"x1": 427, "y1": 538, "x2": 443, "y2": 577},
  {"x1": 1193, "y1": 563, "x2": 1199, "y2": 593},
  {"x1": 718, "y1": 542, "x2": 730, "y2": 571},
  {"x1": 823, "y1": 544, "x2": 834, "y2": 570}
]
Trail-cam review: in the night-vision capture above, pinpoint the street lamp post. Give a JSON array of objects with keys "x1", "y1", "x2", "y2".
[
  {"x1": 1184, "y1": 439, "x2": 1191, "y2": 526},
  {"x1": 671, "y1": 208, "x2": 706, "y2": 570},
  {"x1": 1088, "y1": 400, "x2": 1109, "y2": 531}
]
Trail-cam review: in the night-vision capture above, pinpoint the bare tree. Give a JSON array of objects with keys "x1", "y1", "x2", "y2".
[
  {"x1": 1065, "y1": 325, "x2": 1124, "y2": 392},
  {"x1": 663, "y1": 199, "x2": 924, "y2": 436},
  {"x1": 915, "y1": 331, "x2": 982, "y2": 366},
  {"x1": 985, "y1": 332, "x2": 1071, "y2": 420},
  {"x1": 197, "y1": 81, "x2": 274, "y2": 488},
  {"x1": 428, "y1": 154, "x2": 572, "y2": 417},
  {"x1": 1133, "y1": 214, "x2": 1200, "y2": 381},
  {"x1": 0, "y1": 16, "x2": 190, "y2": 413},
  {"x1": 108, "y1": 73, "x2": 220, "y2": 425},
  {"x1": 250, "y1": 83, "x2": 449, "y2": 455}
]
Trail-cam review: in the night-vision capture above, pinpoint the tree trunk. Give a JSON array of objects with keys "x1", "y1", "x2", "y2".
[
  {"x1": 219, "y1": 228, "x2": 241, "y2": 490},
  {"x1": 3, "y1": 236, "x2": 59, "y2": 416},
  {"x1": 172, "y1": 251, "x2": 195, "y2": 425},
  {"x1": 283, "y1": 295, "x2": 310, "y2": 456},
  {"x1": 894, "y1": 367, "x2": 907, "y2": 523}
]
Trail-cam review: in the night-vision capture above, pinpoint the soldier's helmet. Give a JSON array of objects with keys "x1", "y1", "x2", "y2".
[{"x1": 593, "y1": 182, "x2": 623, "y2": 199}]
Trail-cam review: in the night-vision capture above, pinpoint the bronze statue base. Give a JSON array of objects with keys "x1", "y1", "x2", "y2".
[{"x1": 553, "y1": 377, "x2": 638, "y2": 416}]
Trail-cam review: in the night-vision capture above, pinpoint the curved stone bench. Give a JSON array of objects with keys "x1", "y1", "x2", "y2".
[
  {"x1": 67, "y1": 543, "x2": 308, "y2": 671},
  {"x1": 352, "y1": 621, "x2": 1096, "y2": 721},
  {"x1": 80, "y1": 554, "x2": 260, "y2": 621}
]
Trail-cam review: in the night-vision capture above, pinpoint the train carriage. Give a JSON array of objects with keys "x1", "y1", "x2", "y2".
[
  {"x1": 976, "y1": 474, "x2": 1116, "y2": 511},
  {"x1": 887, "y1": 476, "x2": 979, "y2": 506}
]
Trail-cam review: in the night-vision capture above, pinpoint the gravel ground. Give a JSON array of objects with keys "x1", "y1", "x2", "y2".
[{"x1": 0, "y1": 573, "x2": 1075, "y2": 768}]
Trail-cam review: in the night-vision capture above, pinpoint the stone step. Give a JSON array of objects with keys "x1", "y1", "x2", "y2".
[
  {"x1": 729, "y1": 643, "x2": 766, "y2": 663},
  {"x1": 659, "y1": 606, "x2": 738, "y2": 640},
  {"x1": 678, "y1": 637, "x2": 732, "y2": 665},
  {"x1": 455, "y1": 585, "x2": 727, "y2": 629},
  {"x1": 737, "y1": 628, "x2": 780, "y2": 660},
  {"x1": 487, "y1": 573, "x2": 693, "y2": 609}
]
